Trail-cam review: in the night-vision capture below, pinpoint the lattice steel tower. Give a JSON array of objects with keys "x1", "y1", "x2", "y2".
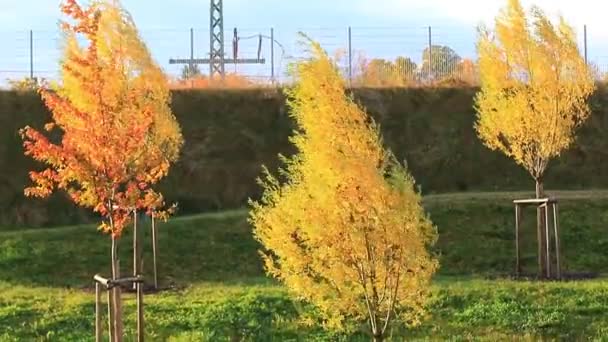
[
  {"x1": 169, "y1": 1, "x2": 266, "y2": 80},
  {"x1": 209, "y1": 0, "x2": 225, "y2": 79}
]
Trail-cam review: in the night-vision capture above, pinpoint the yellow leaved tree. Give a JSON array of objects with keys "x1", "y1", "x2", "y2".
[
  {"x1": 476, "y1": 0, "x2": 594, "y2": 189},
  {"x1": 475, "y1": 0, "x2": 594, "y2": 275},
  {"x1": 249, "y1": 36, "x2": 438, "y2": 341}
]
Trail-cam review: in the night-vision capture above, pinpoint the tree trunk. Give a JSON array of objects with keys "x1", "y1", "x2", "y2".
[
  {"x1": 535, "y1": 179, "x2": 547, "y2": 278},
  {"x1": 370, "y1": 319, "x2": 383, "y2": 342}
]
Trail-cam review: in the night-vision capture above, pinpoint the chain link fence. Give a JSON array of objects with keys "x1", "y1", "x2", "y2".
[{"x1": 0, "y1": 25, "x2": 605, "y2": 88}]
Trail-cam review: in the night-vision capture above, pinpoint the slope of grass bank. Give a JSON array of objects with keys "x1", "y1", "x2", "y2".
[
  {"x1": 2, "y1": 191, "x2": 608, "y2": 340},
  {"x1": 2, "y1": 191, "x2": 608, "y2": 287}
]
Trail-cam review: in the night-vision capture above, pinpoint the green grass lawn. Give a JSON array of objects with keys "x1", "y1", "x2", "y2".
[
  {"x1": 3, "y1": 278, "x2": 608, "y2": 341},
  {"x1": 2, "y1": 191, "x2": 608, "y2": 340}
]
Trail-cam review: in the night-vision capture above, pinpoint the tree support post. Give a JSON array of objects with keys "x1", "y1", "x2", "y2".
[
  {"x1": 137, "y1": 279, "x2": 144, "y2": 341},
  {"x1": 514, "y1": 203, "x2": 521, "y2": 276},
  {"x1": 553, "y1": 203, "x2": 561, "y2": 279},
  {"x1": 513, "y1": 197, "x2": 561, "y2": 280},
  {"x1": 94, "y1": 274, "x2": 145, "y2": 341},
  {"x1": 133, "y1": 209, "x2": 138, "y2": 291},
  {"x1": 543, "y1": 203, "x2": 551, "y2": 279},
  {"x1": 95, "y1": 282, "x2": 102, "y2": 342},
  {"x1": 151, "y1": 213, "x2": 158, "y2": 290}
]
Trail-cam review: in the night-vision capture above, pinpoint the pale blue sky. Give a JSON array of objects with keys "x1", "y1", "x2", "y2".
[{"x1": 0, "y1": 0, "x2": 606, "y2": 84}]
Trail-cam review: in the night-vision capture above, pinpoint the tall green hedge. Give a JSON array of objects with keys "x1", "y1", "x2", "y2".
[{"x1": 1, "y1": 87, "x2": 608, "y2": 227}]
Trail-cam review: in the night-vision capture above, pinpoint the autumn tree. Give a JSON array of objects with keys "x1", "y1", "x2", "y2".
[
  {"x1": 422, "y1": 45, "x2": 461, "y2": 80},
  {"x1": 7, "y1": 77, "x2": 40, "y2": 91},
  {"x1": 357, "y1": 58, "x2": 393, "y2": 86},
  {"x1": 433, "y1": 58, "x2": 479, "y2": 87},
  {"x1": 169, "y1": 73, "x2": 253, "y2": 89},
  {"x1": 395, "y1": 56, "x2": 417, "y2": 79},
  {"x1": 475, "y1": 0, "x2": 594, "y2": 275},
  {"x1": 180, "y1": 63, "x2": 202, "y2": 80},
  {"x1": 358, "y1": 57, "x2": 417, "y2": 87},
  {"x1": 249, "y1": 36, "x2": 437, "y2": 341},
  {"x1": 456, "y1": 58, "x2": 478, "y2": 85},
  {"x1": 20, "y1": 0, "x2": 183, "y2": 337}
]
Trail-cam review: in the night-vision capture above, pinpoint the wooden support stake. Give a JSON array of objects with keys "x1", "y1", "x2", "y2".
[
  {"x1": 544, "y1": 204, "x2": 551, "y2": 278},
  {"x1": 133, "y1": 210, "x2": 138, "y2": 291},
  {"x1": 137, "y1": 281, "x2": 144, "y2": 341},
  {"x1": 107, "y1": 284, "x2": 114, "y2": 342},
  {"x1": 152, "y1": 215, "x2": 158, "y2": 290},
  {"x1": 513, "y1": 197, "x2": 562, "y2": 280},
  {"x1": 95, "y1": 282, "x2": 102, "y2": 342},
  {"x1": 553, "y1": 203, "x2": 561, "y2": 279},
  {"x1": 515, "y1": 204, "x2": 521, "y2": 276},
  {"x1": 94, "y1": 274, "x2": 111, "y2": 287},
  {"x1": 537, "y1": 206, "x2": 544, "y2": 278},
  {"x1": 115, "y1": 260, "x2": 124, "y2": 342}
]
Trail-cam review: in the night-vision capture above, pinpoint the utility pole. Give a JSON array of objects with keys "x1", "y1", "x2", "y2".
[
  {"x1": 190, "y1": 28, "x2": 195, "y2": 73},
  {"x1": 348, "y1": 26, "x2": 352, "y2": 86},
  {"x1": 427, "y1": 26, "x2": 432, "y2": 80},
  {"x1": 29, "y1": 30, "x2": 34, "y2": 80},
  {"x1": 270, "y1": 27, "x2": 274, "y2": 84},
  {"x1": 169, "y1": 0, "x2": 265, "y2": 81},
  {"x1": 583, "y1": 24, "x2": 588, "y2": 65}
]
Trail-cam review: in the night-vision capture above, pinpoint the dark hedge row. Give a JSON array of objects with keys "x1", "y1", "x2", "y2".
[{"x1": 1, "y1": 86, "x2": 607, "y2": 226}]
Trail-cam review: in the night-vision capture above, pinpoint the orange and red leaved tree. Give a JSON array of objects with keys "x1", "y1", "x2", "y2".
[{"x1": 20, "y1": 0, "x2": 183, "y2": 272}]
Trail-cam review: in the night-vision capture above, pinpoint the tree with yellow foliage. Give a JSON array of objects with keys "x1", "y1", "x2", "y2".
[
  {"x1": 7, "y1": 77, "x2": 40, "y2": 91},
  {"x1": 249, "y1": 36, "x2": 438, "y2": 341},
  {"x1": 475, "y1": 0, "x2": 594, "y2": 276},
  {"x1": 357, "y1": 57, "x2": 417, "y2": 87}
]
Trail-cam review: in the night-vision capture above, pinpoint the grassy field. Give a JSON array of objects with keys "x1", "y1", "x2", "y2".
[
  {"x1": 3, "y1": 278, "x2": 608, "y2": 341},
  {"x1": 1, "y1": 191, "x2": 608, "y2": 340}
]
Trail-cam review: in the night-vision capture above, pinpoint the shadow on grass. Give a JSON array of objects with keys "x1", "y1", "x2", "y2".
[
  {"x1": 2, "y1": 195, "x2": 608, "y2": 289},
  {"x1": 0, "y1": 210, "x2": 265, "y2": 288}
]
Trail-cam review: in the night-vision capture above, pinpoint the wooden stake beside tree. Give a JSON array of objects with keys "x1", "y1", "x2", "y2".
[
  {"x1": 249, "y1": 35, "x2": 438, "y2": 341},
  {"x1": 475, "y1": 0, "x2": 594, "y2": 277},
  {"x1": 20, "y1": 0, "x2": 182, "y2": 338}
]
